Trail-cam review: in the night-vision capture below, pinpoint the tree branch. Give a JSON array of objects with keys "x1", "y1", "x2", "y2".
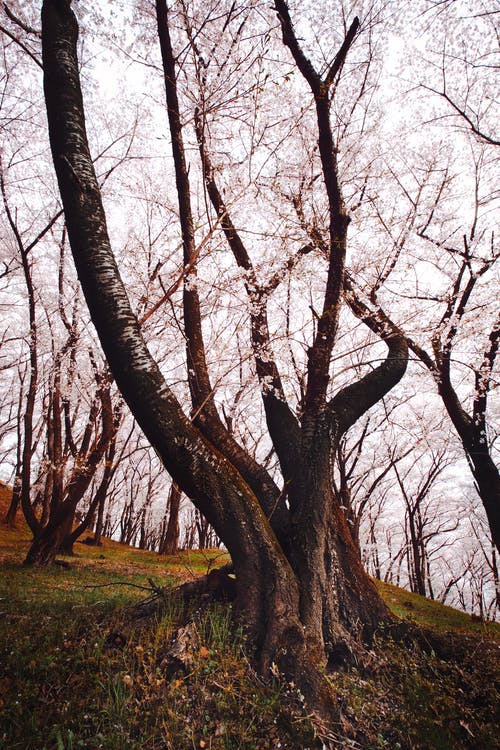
[
  {"x1": 194, "y1": 105, "x2": 301, "y2": 477},
  {"x1": 0, "y1": 21, "x2": 42, "y2": 68},
  {"x1": 275, "y1": 0, "x2": 360, "y2": 418},
  {"x1": 332, "y1": 276, "x2": 408, "y2": 435}
]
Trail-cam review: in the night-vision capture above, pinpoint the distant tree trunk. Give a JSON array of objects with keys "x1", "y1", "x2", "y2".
[
  {"x1": 158, "y1": 482, "x2": 181, "y2": 555},
  {"x1": 102, "y1": 510, "x2": 114, "y2": 541},
  {"x1": 93, "y1": 488, "x2": 107, "y2": 546},
  {"x1": 24, "y1": 376, "x2": 115, "y2": 565},
  {"x1": 61, "y1": 429, "x2": 118, "y2": 552},
  {"x1": 196, "y1": 509, "x2": 211, "y2": 550},
  {"x1": 183, "y1": 511, "x2": 197, "y2": 550},
  {"x1": 119, "y1": 495, "x2": 135, "y2": 545},
  {"x1": 4, "y1": 379, "x2": 25, "y2": 526},
  {"x1": 4, "y1": 474, "x2": 21, "y2": 527},
  {"x1": 368, "y1": 520, "x2": 382, "y2": 581},
  {"x1": 5, "y1": 194, "x2": 39, "y2": 539}
]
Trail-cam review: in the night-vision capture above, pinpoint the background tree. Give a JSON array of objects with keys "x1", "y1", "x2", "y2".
[
  {"x1": 342, "y1": 0, "x2": 499, "y2": 547},
  {"x1": 157, "y1": 482, "x2": 182, "y2": 555}
]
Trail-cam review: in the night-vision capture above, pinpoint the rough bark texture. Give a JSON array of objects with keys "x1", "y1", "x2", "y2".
[{"x1": 41, "y1": 0, "x2": 409, "y2": 729}]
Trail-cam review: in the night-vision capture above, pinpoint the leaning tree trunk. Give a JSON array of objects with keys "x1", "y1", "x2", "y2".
[
  {"x1": 436, "y1": 376, "x2": 500, "y2": 552},
  {"x1": 470, "y1": 453, "x2": 500, "y2": 550},
  {"x1": 397, "y1": 261, "x2": 500, "y2": 552}
]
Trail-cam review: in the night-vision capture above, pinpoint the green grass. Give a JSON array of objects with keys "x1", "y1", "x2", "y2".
[
  {"x1": 376, "y1": 579, "x2": 500, "y2": 640},
  {"x1": 0, "y1": 509, "x2": 312, "y2": 749},
  {"x1": 0, "y1": 573, "x2": 316, "y2": 749},
  {"x1": 0, "y1": 494, "x2": 499, "y2": 749}
]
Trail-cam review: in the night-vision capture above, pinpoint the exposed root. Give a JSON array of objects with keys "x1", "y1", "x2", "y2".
[{"x1": 129, "y1": 563, "x2": 235, "y2": 621}]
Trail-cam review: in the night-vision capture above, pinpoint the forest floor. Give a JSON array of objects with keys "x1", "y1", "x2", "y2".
[{"x1": 0, "y1": 484, "x2": 499, "y2": 750}]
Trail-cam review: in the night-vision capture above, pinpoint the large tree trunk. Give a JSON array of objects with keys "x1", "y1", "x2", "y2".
[
  {"x1": 288, "y1": 424, "x2": 390, "y2": 665},
  {"x1": 40, "y1": 0, "x2": 335, "y2": 716}
]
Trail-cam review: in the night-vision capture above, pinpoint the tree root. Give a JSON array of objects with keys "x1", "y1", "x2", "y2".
[{"x1": 129, "y1": 563, "x2": 236, "y2": 621}]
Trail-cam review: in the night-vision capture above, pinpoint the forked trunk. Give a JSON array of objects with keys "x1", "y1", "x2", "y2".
[{"x1": 40, "y1": 0, "x2": 405, "y2": 731}]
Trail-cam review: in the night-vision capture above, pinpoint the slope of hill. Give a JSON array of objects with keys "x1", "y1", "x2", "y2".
[{"x1": 0, "y1": 486, "x2": 498, "y2": 749}]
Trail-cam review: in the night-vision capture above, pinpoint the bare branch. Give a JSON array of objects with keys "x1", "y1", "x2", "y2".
[
  {"x1": 0, "y1": 23, "x2": 42, "y2": 68},
  {"x1": 3, "y1": 4, "x2": 40, "y2": 36}
]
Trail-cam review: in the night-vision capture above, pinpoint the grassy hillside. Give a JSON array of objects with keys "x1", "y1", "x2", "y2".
[{"x1": 0, "y1": 487, "x2": 498, "y2": 749}]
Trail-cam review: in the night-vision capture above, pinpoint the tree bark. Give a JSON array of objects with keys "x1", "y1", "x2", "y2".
[
  {"x1": 4, "y1": 474, "x2": 21, "y2": 527},
  {"x1": 23, "y1": 522, "x2": 66, "y2": 566}
]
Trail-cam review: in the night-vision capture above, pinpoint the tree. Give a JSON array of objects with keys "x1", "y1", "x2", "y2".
[
  {"x1": 22, "y1": 364, "x2": 119, "y2": 565},
  {"x1": 332, "y1": 408, "x2": 412, "y2": 552},
  {"x1": 393, "y1": 444, "x2": 457, "y2": 598},
  {"x1": 157, "y1": 482, "x2": 182, "y2": 555},
  {"x1": 412, "y1": 2, "x2": 500, "y2": 548},
  {"x1": 41, "y1": 0, "x2": 409, "y2": 723},
  {"x1": 379, "y1": 0, "x2": 500, "y2": 550},
  {"x1": 345, "y1": 134, "x2": 500, "y2": 552},
  {"x1": 416, "y1": 0, "x2": 499, "y2": 148},
  {"x1": 1, "y1": 159, "x2": 122, "y2": 564},
  {"x1": 0, "y1": 3, "x2": 142, "y2": 561}
]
